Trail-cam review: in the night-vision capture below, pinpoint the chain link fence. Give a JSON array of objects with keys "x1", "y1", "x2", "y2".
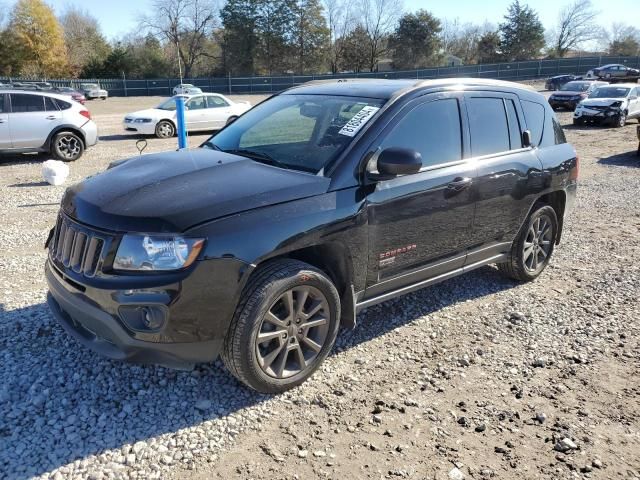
[{"x1": 3, "y1": 55, "x2": 639, "y2": 97}]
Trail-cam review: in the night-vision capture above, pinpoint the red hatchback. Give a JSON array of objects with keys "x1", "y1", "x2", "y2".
[{"x1": 53, "y1": 87, "x2": 86, "y2": 104}]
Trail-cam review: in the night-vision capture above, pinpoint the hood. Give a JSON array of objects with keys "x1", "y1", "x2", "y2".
[
  {"x1": 61, "y1": 149, "x2": 330, "y2": 232},
  {"x1": 579, "y1": 98, "x2": 626, "y2": 107},
  {"x1": 552, "y1": 90, "x2": 585, "y2": 97},
  {"x1": 125, "y1": 108, "x2": 165, "y2": 119}
]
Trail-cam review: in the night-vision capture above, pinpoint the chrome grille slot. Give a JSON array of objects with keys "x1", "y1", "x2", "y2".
[{"x1": 49, "y1": 214, "x2": 110, "y2": 277}]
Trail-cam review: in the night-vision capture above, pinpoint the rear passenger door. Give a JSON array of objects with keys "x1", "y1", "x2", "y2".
[
  {"x1": 464, "y1": 92, "x2": 544, "y2": 264},
  {"x1": 9, "y1": 93, "x2": 63, "y2": 148},
  {"x1": 204, "y1": 95, "x2": 232, "y2": 128}
]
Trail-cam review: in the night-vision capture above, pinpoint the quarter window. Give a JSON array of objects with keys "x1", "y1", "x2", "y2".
[
  {"x1": 504, "y1": 99, "x2": 522, "y2": 150},
  {"x1": 467, "y1": 97, "x2": 510, "y2": 156},
  {"x1": 11, "y1": 94, "x2": 45, "y2": 112},
  {"x1": 379, "y1": 98, "x2": 462, "y2": 167},
  {"x1": 44, "y1": 97, "x2": 59, "y2": 111}
]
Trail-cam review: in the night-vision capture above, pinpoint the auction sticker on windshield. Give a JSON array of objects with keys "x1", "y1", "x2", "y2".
[{"x1": 339, "y1": 106, "x2": 380, "y2": 137}]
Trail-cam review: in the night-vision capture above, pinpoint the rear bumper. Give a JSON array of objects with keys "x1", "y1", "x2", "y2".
[
  {"x1": 46, "y1": 261, "x2": 221, "y2": 368},
  {"x1": 82, "y1": 121, "x2": 99, "y2": 147}
]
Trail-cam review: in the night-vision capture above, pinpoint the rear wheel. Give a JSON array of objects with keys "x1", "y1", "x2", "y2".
[
  {"x1": 222, "y1": 259, "x2": 340, "y2": 393},
  {"x1": 52, "y1": 131, "x2": 84, "y2": 161},
  {"x1": 498, "y1": 204, "x2": 558, "y2": 282},
  {"x1": 225, "y1": 115, "x2": 238, "y2": 126},
  {"x1": 155, "y1": 120, "x2": 175, "y2": 138}
]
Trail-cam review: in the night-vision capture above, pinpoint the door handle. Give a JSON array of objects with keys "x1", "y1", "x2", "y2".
[
  {"x1": 447, "y1": 177, "x2": 472, "y2": 190},
  {"x1": 46, "y1": 115, "x2": 57, "y2": 120}
]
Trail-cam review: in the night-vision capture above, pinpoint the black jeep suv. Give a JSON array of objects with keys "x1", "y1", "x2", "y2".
[{"x1": 46, "y1": 79, "x2": 577, "y2": 393}]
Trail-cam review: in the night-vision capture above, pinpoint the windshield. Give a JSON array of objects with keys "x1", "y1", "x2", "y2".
[
  {"x1": 589, "y1": 87, "x2": 630, "y2": 99},
  {"x1": 202, "y1": 94, "x2": 385, "y2": 174},
  {"x1": 157, "y1": 98, "x2": 178, "y2": 111},
  {"x1": 561, "y1": 81, "x2": 590, "y2": 92}
]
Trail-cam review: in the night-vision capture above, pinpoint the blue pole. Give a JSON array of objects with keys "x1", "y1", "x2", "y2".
[{"x1": 175, "y1": 96, "x2": 187, "y2": 149}]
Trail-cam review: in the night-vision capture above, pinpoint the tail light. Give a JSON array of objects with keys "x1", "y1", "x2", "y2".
[
  {"x1": 79, "y1": 109, "x2": 91, "y2": 120},
  {"x1": 570, "y1": 154, "x2": 579, "y2": 180}
]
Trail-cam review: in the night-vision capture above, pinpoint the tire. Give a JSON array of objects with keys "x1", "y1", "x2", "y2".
[
  {"x1": 101, "y1": 96, "x2": 107, "y2": 101},
  {"x1": 498, "y1": 204, "x2": 558, "y2": 282},
  {"x1": 52, "y1": 131, "x2": 84, "y2": 162},
  {"x1": 615, "y1": 113, "x2": 627, "y2": 128},
  {"x1": 573, "y1": 118, "x2": 585, "y2": 126},
  {"x1": 222, "y1": 259, "x2": 341, "y2": 393},
  {"x1": 155, "y1": 120, "x2": 175, "y2": 138},
  {"x1": 225, "y1": 115, "x2": 238, "y2": 126}
]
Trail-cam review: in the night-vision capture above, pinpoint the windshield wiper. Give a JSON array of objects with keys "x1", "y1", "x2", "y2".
[
  {"x1": 202, "y1": 141, "x2": 222, "y2": 151},
  {"x1": 223, "y1": 149, "x2": 289, "y2": 169}
]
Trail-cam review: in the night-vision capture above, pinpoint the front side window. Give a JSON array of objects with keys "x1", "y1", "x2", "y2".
[
  {"x1": 157, "y1": 98, "x2": 177, "y2": 111},
  {"x1": 467, "y1": 97, "x2": 510, "y2": 156},
  {"x1": 11, "y1": 94, "x2": 45, "y2": 113},
  {"x1": 187, "y1": 96, "x2": 206, "y2": 110},
  {"x1": 203, "y1": 94, "x2": 385, "y2": 174},
  {"x1": 378, "y1": 98, "x2": 462, "y2": 167}
]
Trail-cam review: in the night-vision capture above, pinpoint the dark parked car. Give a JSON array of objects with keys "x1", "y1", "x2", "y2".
[
  {"x1": 545, "y1": 74, "x2": 581, "y2": 91},
  {"x1": 45, "y1": 78, "x2": 578, "y2": 393},
  {"x1": 548, "y1": 80, "x2": 608, "y2": 111},
  {"x1": 53, "y1": 86, "x2": 86, "y2": 104},
  {"x1": 593, "y1": 64, "x2": 640, "y2": 83}
]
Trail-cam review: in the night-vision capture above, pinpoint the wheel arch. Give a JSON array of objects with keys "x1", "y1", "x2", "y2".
[
  {"x1": 46, "y1": 125, "x2": 86, "y2": 151},
  {"x1": 245, "y1": 242, "x2": 357, "y2": 329},
  {"x1": 531, "y1": 190, "x2": 566, "y2": 244}
]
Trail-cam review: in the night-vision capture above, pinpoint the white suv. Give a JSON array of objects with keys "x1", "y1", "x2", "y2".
[{"x1": 0, "y1": 90, "x2": 98, "y2": 161}]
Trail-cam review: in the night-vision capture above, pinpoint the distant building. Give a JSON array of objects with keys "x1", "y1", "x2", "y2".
[{"x1": 444, "y1": 54, "x2": 463, "y2": 67}]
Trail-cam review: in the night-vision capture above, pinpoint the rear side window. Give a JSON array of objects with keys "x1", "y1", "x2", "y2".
[
  {"x1": 552, "y1": 117, "x2": 566, "y2": 144},
  {"x1": 467, "y1": 97, "x2": 510, "y2": 156},
  {"x1": 379, "y1": 98, "x2": 462, "y2": 167},
  {"x1": 44, "y1": 97, "x2": 58, "y2": 111},
  {"x1": 207, "y1": 96, "x2": 229, "y2": 108},
  {"x1": 521, "y1": 100, "x2": 545, "y2": 147},
  {"x1": 504, "y1": 99, "x2": 522, "y2": 149},
  {"x1": 11, "y1": 94, "x2": 45, "y2": 112},
  {"x1": 0, "y1": 95, "x2": 5, "y2": 113}
]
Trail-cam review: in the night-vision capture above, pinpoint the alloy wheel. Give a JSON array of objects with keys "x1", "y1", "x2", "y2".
[
  {"x1": 56, "y1": 135, "x2": 81, "y2": 160},
  {"x1": 157, "y1": 122, "x2": 174, "y2": 138},
  {"x1": 255, "y1": 286, "x2": 330, "y2": 379},
  {"x1": 523, "y1": 215, "x2": 553, "y2": 273}
]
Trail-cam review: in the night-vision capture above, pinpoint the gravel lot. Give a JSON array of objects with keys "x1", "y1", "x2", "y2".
[{"x1": 1, "y1": 87, "x2": 639, "y2": 480}]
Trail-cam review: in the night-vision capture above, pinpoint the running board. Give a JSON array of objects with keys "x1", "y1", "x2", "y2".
[{"x1": 355, "y1": 253, "x2": 507, "y2": 312}]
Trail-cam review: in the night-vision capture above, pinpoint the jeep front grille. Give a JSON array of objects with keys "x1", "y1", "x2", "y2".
[{"x1": 49, "y1": 214, "x2": 108, "y2": 277}]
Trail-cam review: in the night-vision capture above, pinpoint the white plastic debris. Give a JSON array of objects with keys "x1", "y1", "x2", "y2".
[{"x1": 42, "y1": 160, "x2": 69, "y2": 186}]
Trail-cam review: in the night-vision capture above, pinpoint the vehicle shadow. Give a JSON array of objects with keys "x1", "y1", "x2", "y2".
[
  {"x1": 598, "y1": 150, "x2": 640, "y2": 167},
  {"x1": 0, "y1": 152, "x2": 51, "y2": 165},
  {"x1": 8, "y1": 181, "x2": 50, "y2": 188},
  {"x1": 0, "y1": 265, "x2": 516, "y2": 479},
  {"x1": 99, "y1": 134, "x2": 146, "y2": 141}
]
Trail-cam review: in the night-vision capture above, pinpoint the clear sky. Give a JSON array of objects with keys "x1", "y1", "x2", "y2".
[{"x1": 19, "y1": 0, "x2": 639, "y2": 40}]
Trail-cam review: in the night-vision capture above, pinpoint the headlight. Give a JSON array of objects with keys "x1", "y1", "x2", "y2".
[
  {"x1": 134, "y1": 118, "x2": 153, "y2": 123},
  {"x1": 113, "y1": 235, "x2": 205, "y2": 271},
  {"x1": 610, "y1": 101, "x2": 622, "y2": 108}
]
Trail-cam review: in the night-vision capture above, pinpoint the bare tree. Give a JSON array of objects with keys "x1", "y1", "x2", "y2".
[
  {"x1": 440, "y1": 19, "x2": 494, "y2": 64},
  {"x1": 359, "y1": 0, "x2": 402, "y2": 72},
  {"x1": 549, "y1": 0, "x2": 601, "y2": 57},
  {"x1": 323, "y1": 0, "x2": 354, "y2": 73},
  {"x1": 141, "y1": 0, "x2": 219, "y2": 78}
]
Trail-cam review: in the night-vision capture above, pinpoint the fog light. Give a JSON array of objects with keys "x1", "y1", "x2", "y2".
[{"x1": 118, "y1": 305, "x2": 168, "y2": 332}]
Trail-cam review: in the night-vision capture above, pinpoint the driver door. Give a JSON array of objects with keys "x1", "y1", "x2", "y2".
[{"x1": 363, "y1": 93, "x2": 477, "y2": 299}]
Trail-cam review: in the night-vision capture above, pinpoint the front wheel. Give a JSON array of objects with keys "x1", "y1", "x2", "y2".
[
  {"x1": 498, "y1": 204, "x2": 558, "y2": 282},
  {"x1": 222, "y1": 259, "x2": 341, "y2": 393},
  {"x1": 155, "y1": 120, "x2": 175, "y2": 138},
  {"x1": 52, "y1": 131, "x2": 84, "y2": 161},
  {"x1": 615, "y1": 113, "x2": 627, "y2": 128}
]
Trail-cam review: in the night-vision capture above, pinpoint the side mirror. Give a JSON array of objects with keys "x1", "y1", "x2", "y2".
[
  {"x1": 522, "y1": 130, "x2": 533, "y2": 148},
  {"x1": 377, "y1": 147, "x2": 422, "y2": 176}
]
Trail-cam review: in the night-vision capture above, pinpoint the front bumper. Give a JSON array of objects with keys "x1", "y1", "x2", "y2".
[
  {"x1": 123, "y1": 121, "x2": 156, "y2": 135},
  {"x1": 573, "y1": 107, "x2": 622, "y2": 124},
  {"x1": 549, "y1": 99, "x2": 580, "y2": 110},
  {"x1": 45, "y1": 261, "x2": 222, "y2": 368}
]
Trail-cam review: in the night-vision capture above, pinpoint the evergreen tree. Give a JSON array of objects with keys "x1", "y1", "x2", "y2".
[
  {"x1": 390, "y1": 10, "x2": 442, "y2": 70},
  {"x1": 477, "y1": 31, "x2": 502, "y2": 63},
  {"x1": 220, "y1": 0, "x2": 260, "y2": 75},
  {"x1": 291, "y1": 0, "x2": 329, "y2": 74},
  {"x1": 499, "y1": 1, "x2": 545, "y2": 61},
  {"x1": 256, "y1": 0, "x2": 296, "y2": 74},
  {"x1": 338, "y1": 25, "x2": 370, "y2": 73}
]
